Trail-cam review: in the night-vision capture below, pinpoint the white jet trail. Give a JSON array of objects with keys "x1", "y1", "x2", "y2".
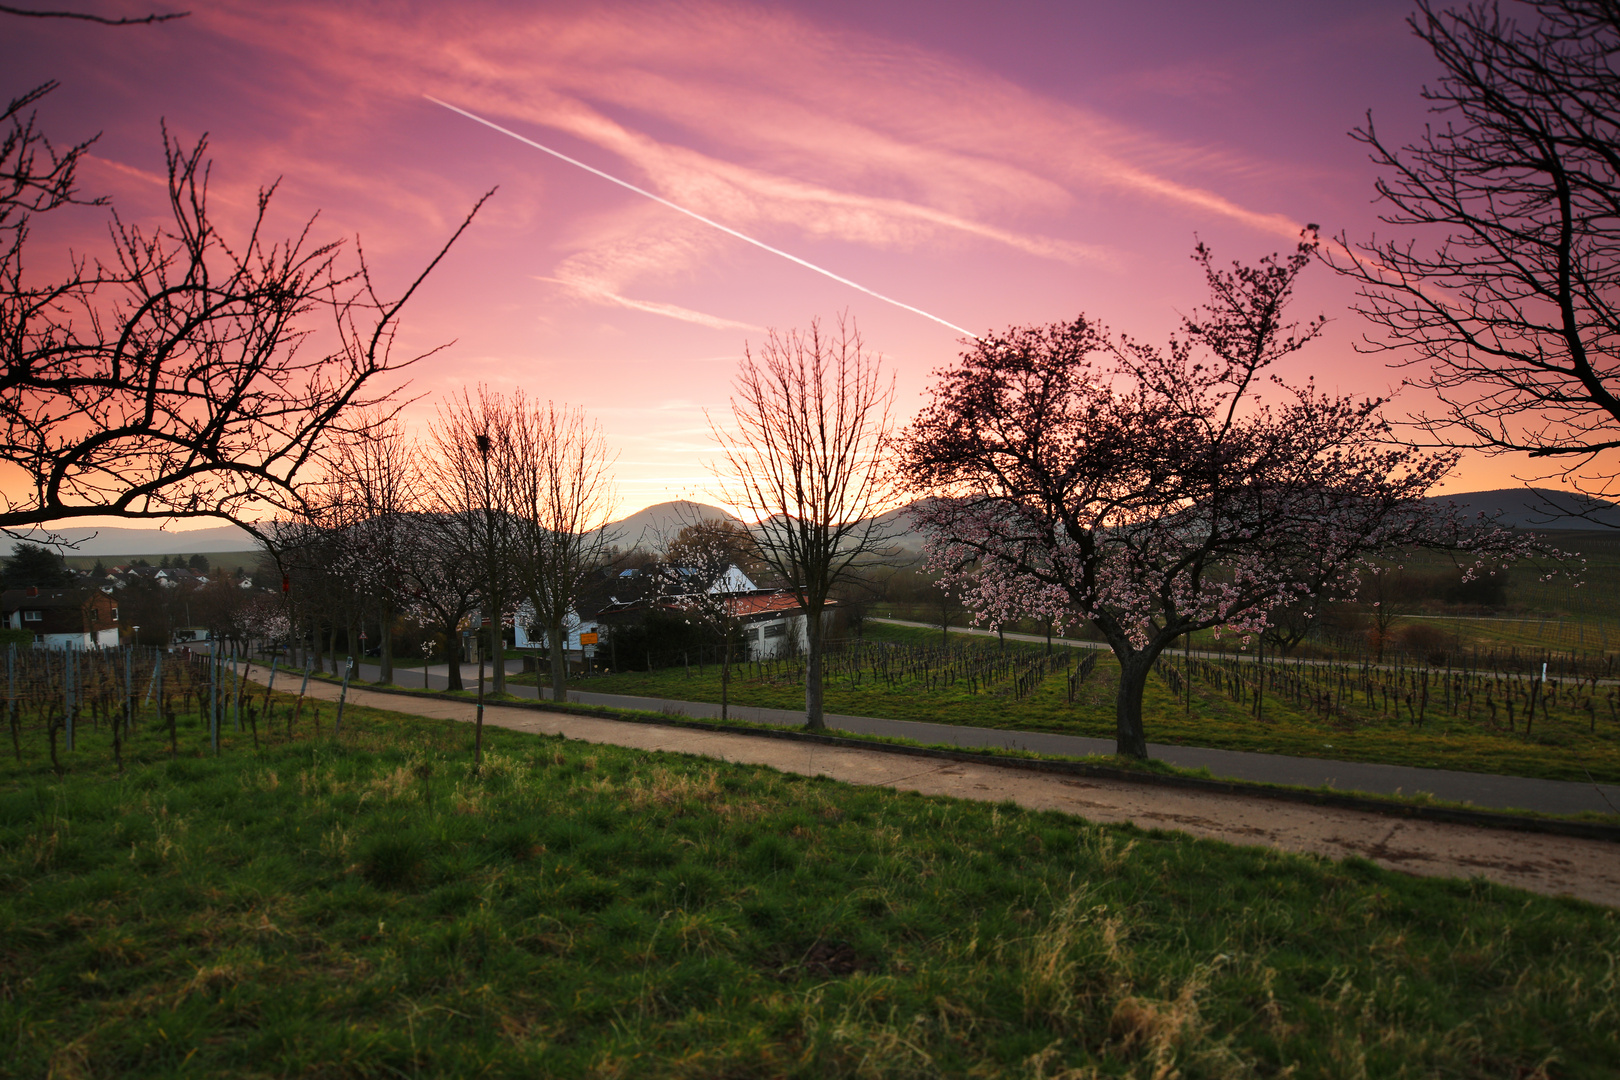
[{"x1": 425, "y1": 95, "x2": 978, "y2": 339}]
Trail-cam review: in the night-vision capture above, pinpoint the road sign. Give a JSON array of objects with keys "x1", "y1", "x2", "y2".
[{"x1": 578, "y1": 632, "x2": 598, "y2": 645}]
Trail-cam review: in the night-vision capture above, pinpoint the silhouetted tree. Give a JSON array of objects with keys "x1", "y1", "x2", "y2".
[
  {"x1": 0, "y1": 78, "x2": 489, "y2": 538},
  {"x1": 1326, "y1": 0, "x2": 1620, "y2": 516},
  {"x1": 3, "y1": 541, "x2": 71, "y2": 588}
]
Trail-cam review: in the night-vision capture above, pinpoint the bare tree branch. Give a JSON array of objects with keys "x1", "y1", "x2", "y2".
[
  {"x1": 0, "y1": 4, "x2": 187, "y2": 25},
  {"x1": 1323, "y1": 0, "x2": 1620, "y2": 511},
  {"x1": 1, "y1": 83, "x2": 493, "y2": 539}
]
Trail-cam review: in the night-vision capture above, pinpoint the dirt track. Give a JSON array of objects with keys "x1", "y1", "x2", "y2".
[{"x1": 286, "y1": 673, "x2": 1620, "y2": 908}]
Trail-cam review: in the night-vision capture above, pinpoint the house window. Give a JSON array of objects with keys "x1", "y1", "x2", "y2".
[
  {"x1": 763, "y1": 622, "x2": 786, "y2": 639},
  {"x1": 22, "y1": 610, "x2": 42, "y2": 622},
  {"x1": 111, "y1": 607, "x2": 119, "y2": 622}
]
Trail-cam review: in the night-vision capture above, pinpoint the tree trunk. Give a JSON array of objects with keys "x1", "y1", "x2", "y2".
[
  {"x1": 721, "y1": 634, "x2": 731, "y2": 723},
  {"x1": 379, "y1": 603, "x2": 394, "y2": 684},
  {"x1": 490, "y1": 617, "x2": 506, "y2": 695},
  {"x1": 550, "y1": 618, "x2": 568, "y2": 702},
  {"x1": 1113, "y1": 652, "x2": 1152, "y2": 758},
  {"x1": 804, "y1": 607, "x2": 825, "y2": 730},
  {"x1": 444, "y1": 624, "x2": 464, "y2": 691},
  {"x1": 326, "y1": 623, "x2": 339, "y2": 674}
]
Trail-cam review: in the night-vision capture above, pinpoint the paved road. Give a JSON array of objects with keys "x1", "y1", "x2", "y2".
[
  {"x1": 295, "y1": 655, "x2": 1620, "y2": 817},
  {"x1": 254, "y1": 666, "x2": 1620, "y2": 908}
]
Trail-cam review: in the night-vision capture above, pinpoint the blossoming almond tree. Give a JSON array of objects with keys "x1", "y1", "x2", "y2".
[{"x1": 902, "y1": 239, "x2": 1531, "y2": 759}]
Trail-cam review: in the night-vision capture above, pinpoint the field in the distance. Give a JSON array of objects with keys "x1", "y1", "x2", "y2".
[
  {"x1": 2, "y1": 694, "x2": 1616, "y2": 1078},
  {"x1": 512, "y1": 623, "x2": 1620, "y2": 785}
]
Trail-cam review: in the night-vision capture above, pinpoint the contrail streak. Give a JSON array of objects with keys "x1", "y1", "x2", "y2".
[{"x1": 425, "y1": 95, "x2": 978, "y2": 339}]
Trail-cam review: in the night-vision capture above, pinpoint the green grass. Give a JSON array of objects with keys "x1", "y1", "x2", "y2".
[
  {"x1": 2, "y1": 694, "x2": 1617, "y2": 1077},
  {"x1": 506, "y1": 623, "x2": 1620, "y2": 784}
]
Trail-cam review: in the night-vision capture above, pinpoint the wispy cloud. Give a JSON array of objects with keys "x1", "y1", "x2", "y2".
[
  {"x1": 537, "y1": 275, "x2": 762, "y2": 332},
  {"x1": 198, "y1": 0, "x2": 1305, "y2": 298}
]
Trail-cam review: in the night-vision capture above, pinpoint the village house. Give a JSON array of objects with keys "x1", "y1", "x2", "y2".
[
  {"x1": 1, "y1": 586, "x2": 121, "y2": 649},
  {"x1": 594, "y1": 565, "x2": 832, "y2": 662}
]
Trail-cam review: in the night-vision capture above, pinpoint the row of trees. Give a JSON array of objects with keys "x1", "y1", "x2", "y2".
[{"x1": 270, "y1": 391, "x2": 617, "y2": 702}]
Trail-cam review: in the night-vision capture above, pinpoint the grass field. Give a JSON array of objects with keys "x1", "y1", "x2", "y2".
[
  {"x1": 2, "y1": 692, "x2": 1617, "y2": 1077},
  {"x1": 509, "y1": 623, "x2": 1620, "y2": 785}
]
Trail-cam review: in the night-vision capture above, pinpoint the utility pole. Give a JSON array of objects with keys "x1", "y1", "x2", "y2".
[{"x1": 475, "y1": 432, "x2": 505, "y2": 696}]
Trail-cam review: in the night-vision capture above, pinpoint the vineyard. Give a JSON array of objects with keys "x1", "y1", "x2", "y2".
[
  {"x1": 1156, "y1": 645, "x2": 1620, "y2": 735},
  {"x1": 538, "y1": 623, "x2": 1620, "y2": 783},
  {"x1": 740, "y1": 636, "x2": 1098, "y2": 703},
  {"x1": 1, "y1": 645, "x2": 340, "y2": 773}
]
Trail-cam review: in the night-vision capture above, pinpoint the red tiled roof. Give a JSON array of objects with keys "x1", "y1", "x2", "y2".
[{"x1": 728, "y1": 592, "x2": 811, "y2": 617}]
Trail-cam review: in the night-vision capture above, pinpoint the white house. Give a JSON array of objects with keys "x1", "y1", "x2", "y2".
[
  {"x1": 729, "y1": 591, "x2": 833, "y2": 660},
  {"x1": 512, "y1": 601, "x2": 604, "y2": 655}
]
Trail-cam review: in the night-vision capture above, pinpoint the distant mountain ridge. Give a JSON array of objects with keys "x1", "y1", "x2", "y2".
[
  {"x1": 1423, "y1": 488, "x2": 1620, "y2": 530},
  {"x1": 596, "y1": 500, "x2": 742, "y2": 550},
  {"x1": 6, "y1": 488, "x2": 1609, "y2": 560},
  {"x1": 2, "y1": 523, "x2": 260, "y2": 557}
]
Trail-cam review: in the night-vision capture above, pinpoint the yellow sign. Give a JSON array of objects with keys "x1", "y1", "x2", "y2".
[{"x1": 578, "y1": 632, "x2": 599, "y2": 645}]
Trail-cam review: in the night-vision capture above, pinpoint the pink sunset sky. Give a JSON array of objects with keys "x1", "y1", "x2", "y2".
[{"x1": 8, "y1": 0, "x2": 1539, "y2": 525}]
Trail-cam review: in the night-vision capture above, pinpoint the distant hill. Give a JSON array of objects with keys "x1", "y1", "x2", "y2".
[
  {"x1": 8, "y1": 487, "x2": 1604, "y2": 562},
  {"x1": 2, "y1": 523, "x2": 261, "y2": 557},
  {"x1": 1424, "y1": 488, "x2": 1620, "y2": 530},
  {"x1": 597, "y1": 501, "x2": 742, "y2": 550}
]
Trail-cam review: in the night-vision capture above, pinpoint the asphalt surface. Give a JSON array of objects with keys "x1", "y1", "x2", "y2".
[{"x1": 296, "y1": 654, "x2": 1620, "y2": 817}]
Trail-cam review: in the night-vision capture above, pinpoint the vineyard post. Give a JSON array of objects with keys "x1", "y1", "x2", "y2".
[
  {"x1": 474, "y1": 620, "x2": 485, "y2": 770},
  {"x1": 123, "y1": 648, "x2": 133, "y2": 737},
  {"x1": 1255, "y1": 633, "x2": 1265, "y2": 723},
  {"x1": 290, "y1": 662, "x2": 312, "y2": 737},
  {"x1": 6, "y1": 644, "x2": 16, "y2": 761},
  {"x1": 111, "y1": 651, "x2": 124, "y2": 772},
  {"x1": 1526, "y1": 661, "x2": 1547, "y2": 739},
  {"x1": 233, "y1": 650, "x2": 246, "y2": 732},
  {"x1": 209, "y1": 649, "x2": 219, "y2": 756},
  {"x1": 1184, "y1": 631, "x2": 1192, "y2": 714},
  {"x1": 64, "y1": 649, "x2": 74, "y2": 752},
  {"x1": 335, "y1": 656, "x2": 353, "y2": 735},
  {"x1": 260, "y1": 655, "x2": 280, "y2": 723}
]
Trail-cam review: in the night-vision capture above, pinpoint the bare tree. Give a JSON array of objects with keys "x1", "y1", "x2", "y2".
[
  {"x1": 510, "y1": 400, "x2": 618, "y2": 703},
  {"x1": 1325, "y1": 0, "x2": 1620, "y2": 516},
  {"x1": 709, "y1": 316, "x2": 898, "y2": 730},
  {"x1": 427, "y1": 387, "x2": 520, "y2": 695},
  {"x1": 328, "y1": 415, "x2": 417, "y2": 683},
  {"x1": 1, "y1": 81, "x2": 490, "y2": 538},
  {"x1": 397, "y1": 511, "x2": 481, "y2": 692}
]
